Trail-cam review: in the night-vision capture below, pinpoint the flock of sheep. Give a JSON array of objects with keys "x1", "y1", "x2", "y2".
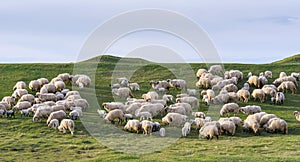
[
  {"x1": 99, "y1": 65, "x2": 299, "y2": 140},
  {"x1": 0, "y1": 73, "x2": 91, "y2": 135}
]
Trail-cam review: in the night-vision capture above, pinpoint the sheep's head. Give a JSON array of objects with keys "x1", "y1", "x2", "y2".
[{"x1": 293, "y1": 111, "x2": 299, "y2": 116}]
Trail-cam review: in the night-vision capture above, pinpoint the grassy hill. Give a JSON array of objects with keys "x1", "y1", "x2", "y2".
[
  {"x1": 272, "y1": 54, "x2": 300, "y2": 64},
  {"x1": 0, "y1": 55, "x2": 300, "y2": 161}
]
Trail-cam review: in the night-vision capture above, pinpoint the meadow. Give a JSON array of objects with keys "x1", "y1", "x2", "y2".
[{"x1": 0, "y1": 55, "x2": 299, "y2": 161}]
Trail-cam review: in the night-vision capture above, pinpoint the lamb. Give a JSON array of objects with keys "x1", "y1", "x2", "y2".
[
  {"x1": 240, "y1": 105, "x2": 261, "y2": 115},
  {"x1": 176, "y1": 96, "x2": 199, "y2": 109},
  {"x1": 220, "y1": 120, "x2": 236, "y2": 135},
  {"x1": 2, "y1": 96, "x2": 15, "y2": 108},
  {"x1": 69, "y1": 110, "x2": 80, "y2": 120},
  {"x1": 19, "y1": 94, "x2": 35, "y2": 103},
  {"x1": 264, "y1": 118, "x2": 288, "y2": 134},
  {"x1": 251, "y1": 89, "x2": 265, "y2": 103},
  {"x1": 12, "y1": 89, "x2": 28, "y2": 99},
  {"x1": 58, "y1": 119, "x2": 75, "y2": 135},
  {"x1": 208, "y1": 65, "x2": 223, "y2": 76},
  {"x1": 169, "y1": 103, "x2": 193, "y2": 115},
  {"x1": 136, "y1": 111, "x2": 153, "y2": 121},
  {"x1": 54, "y1": 81, "x2": 66, "y2": 91},
  {"x1": 13, "y1": 81, "x2": 26, "y2": 90},
  {"x1": 182, "y1": 122, "x2": 191, "y2": 137},
  {"x1": 150, "y1": 80, "x2": 171, "y2": 91},
  {"x1": 142, "y1": 91, "x2": 158, "y2": 101},
  {"x1": 247, "y1": 76, "x2": 260, "y2": 88},
  {"x1": 104, "y1": 109, "x2": 124, "y2": 124},
  {"x1": 237, "y1": 89, "x2": 250, "y2": 103},
  {"x1": 129, "y1": 83, "x2": 140, "y2": 91},
  {"x1": 196, "y1": 69, "x2": 208, "y2": 78},
  {"x1": 57, "y1": 73, "x2": 71, "y2": 82},
  {"x1": 159, "y1": 128, "x2": 166, "y2": 137},
  {"x1": 13, "y1": 101, "x2": 32, "y2": 111},
  {"x1": 48, "y1": 119, "x2": 59, "y2": 129},
  {"x1": 243, "y1": 116, "x2": 260, "y2": 135},
  {"x1": 141, "y1": 120, "x2": 153, "y2": 135},
  {"x1": 259, "y1": 114, "x2": 277, "y2": 127},
  {"x1": 220, "y1": 103, "x2": 239, "y2": 116},
  {"x1": 196, "y1": 78, "x2": 212, "y2": 89},
  {"x1": 291, "y1": 72, "x2": 299, "y2": 81},
  {"x1": 199, "y1": 125, "x2": 219, "y2": 140},
  {"x1": 293, "y1": 111, "x2": 300, "y2": 122},
  {"x1": 112, "y1": 87, "x2": 134, "y2": 98},
  {"x1": 37, "y1": 78, "x2": 49, "y2": 86},
  {"x1": 124, "y1": 119, "x2": 141, "y2": 133},
  {"x1": 46, "y1": 110, "x2": 66, "y2": 124},
  {"x1": 277, "y1": 81, "x2": 297, "y2": 94},
  {"x1": 168, "y1": 79, "x2": 187, "y2": 90},
  {"x1": 102, "y1": 102, "x2": 125, "y2": 112},
  {"x1": 29, "y1": 80, "x2": 41, "y2": 92},
  {"x1": 162, "y1": 113, "x2": 188, "y2": 126}
]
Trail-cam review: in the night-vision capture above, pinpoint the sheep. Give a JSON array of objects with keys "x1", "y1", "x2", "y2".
[
  {"x1": 260, "y1": 114, "x2": 277, "y2": 127},
  {"x1": 274, "y1": 92, "x2": 285, "y2": 105},
  {"x1": 129, "y1": 83, "x2": 140, "y2": 91},
  {"x1": 262, "y1": 86, "x2": 276, "y2": 99},
  {"x1": 156, "y1": 87, "x2": 166, "y2": 94},
  {"x1": 32, "y1": 106, "x2": 53, "y2": 122},
  {"x1": 102, "y1": 102, "x2": 125, "y2": 112},
  {"x1": 152, "y1": 122, "x2": 161, "y2": 132},
  {"x1": 196, "y1": 78, "x2": 211, "y2": 89},
  {"x1": 162, "y1": 94, "x2": 175, "y2": 104},
  {"x1": 73, "y1": 99, "x2": 89, "y2": 111},
  {"x1": 243, "y1": 116, "x2": 260, "y2": 135},
  {"x1": 37, "y1": 93, "x2": 57, "y2": 102},
  {"x1": 167, "y1": 106, "x2": 186, "y2": 115},
  {"x1": 258, "y1": 76, "x2": 268, "y2": 87},
  {"x1": 136, "y1": 111, "x2": 153, "y2": 121},
  {"x1": 291, "y1": 72, "x2": 299, "y2": 81},
  {"x1": 57, "y1": 73, "x2": 71, "y2": 82},
  {"x1": 208, "y1": 65, "x2": 223, "y2": 76},
  {"x1": 199, "y1": 125, "x2": 219, "y2": 140},
  {"x1": 176, "y1": 93, "x2": 189, "y2": 98},
  {"x1": 192, "y1": 112, "x2": 206, "y2": 119},
  {"x1": 225, "y1": 70, "x2": 243, "y2": 81},
  {"x1": 72, "y1": 74, "x2": 91, "y2": 88},
  {"x1": 61, "y1": 89, "x2": 70, "y2": 96},
  {"x1": 211, "y1": 93, "x2": 230, "y2": 105},
  {"x1": 43, "y1": 84, "x2": 56, "y2": 93},
  {"x1": 264, "y1": 71, "x2": 273, "y2": 78},
  {"x1": 13, "y1": 81, "x2": 26, "y2": 90},
  {"x1": 20, "y1": 108, "x2": 31, "y2": 117},
  {"x1": 242, "y1": 83, "x2": 250, "y2": 90},
  {"x1": 97, "y1": 109, "x2": 107, "y2": 118},
  {"x1": 50, "y1": 77, "x2": 63, "y2": 84},
  {"x1": 240, "y1": 105, "x2": 261, "y2": 115},
  {"x1": 136, "y1": 103, "x2": 164, "y2": 118},
  {"x1": 55, "y1": 92, "x2": 65, "y2": 100},
  {"x1": 277, "y1": 81, "x2": 297, "y2": 94},
  {"x1": 228, "y1": 117, "x2": 242, "y2": 128},
  {"x1": 222, "y1": 84, "x2": 238, "y2": 93},
  {"x1": 237, "y1": 89, "x2": 250, "y2": 103},
  {"x1": 176, "y1": 96, "x2": 199, "y2": 109},
  {"x1": 124, "y1": 119, "x2": 141, "y2": 133},
  {"x1": 116, "y1": 78, "x2": 129, "y2": 87},
  {"x1": 40, "y1": 86, "x2": 48, "y2": 94},
  {"x1": 104, "y1": 109, "x2": 124, "y2": 124},
  {"x1": 69, "y1": 110, "x2": 80, "y2": 120},
  {"x1": 58, "y1": 119, "x2": 75, "y2": 135},
  {"x1": 13, "y1": 101, "x2": 32, "y2": 111},
  {"x1": 168, "y1": 79, "x2": 187, "y2": 90},
  {"x1": 0, "y1": 109, "x2": 5, "y2": 118},
  {"x1": 247, "y1": 72, "x2": 252, "y2": 79},
  {"x1": 182, "y1": 122, "x2": 191, "y2": 137},
  {"x1": 125, "y1": 103, "x2": 142, "y2": 115},
  {"x1": 220, "y1": 120, "x2": 236, "y2": 135},
  {"x1": 48, "y1": 119, "x2": 59, "y2": 129},
  {"x1": 29, "y1": 80, "x2": 41, "y2": 92},
  {"x1": 201, "y1": 89, "x2": 215, "y2": 101},
  {"x1": 19, "y1": 94, "x2": 35, "y2": 103},
  {"x1": 150, "y1": 80, "x2": 171, "y2": 91},
  {"x1": 273, "y1": 76, "x2": 298, "y2": 87},
  {"x1": 141, "y1": 120, "x2": 153, "y2": 135},
  {"x1": 37, "y1": 78, "x2": 49, "y2": 86},
  {"x1": 169, "y1": 103, "x2": 193, "y2": 115},
  {"x1": 251, "y1": 112, "x2": 268, "y2": 123},
  {"x1": 187, "y1": 89, "x2": 198, "y2": 96},
  {"x1": 6, "y1": 110, "x2": 15, "y2": 118},
  {"x1": 124, "y1": 113, "x2": 133, "y2": 122},
  {"x1": 228, "y1": 92, "x2": 239, "y2": 103},
  {"x1": 220, "y1": 103, "x2": 239, "y2": 116},
  {"x1": 194, "y1": 118, "x2": 210, "y2": 129},
  {"x1": 247, "y1": 76, "x2": 260, "y2": 88},
  {"x1": 65, "y1": 91, "x2": 80, "y2": 99},
  {"x1": 2, "y1": 96, "x2": 15, "y2": 108},
  {"x1": 142, "y1": 91, "x2": 158, "y2": 101},
  {"x1": 112, "y1": 87, "x2": 134, "y2": 98},
  {"x1": 54, "y1": 81, "x2": 65, "y2": 91},
  {"x1": 264, "y1": 118, "x2": 288, "y2": 134},
  {"x1": 196, "y1": 69, "x2": 208, "y2": 78},
  {"x1": 162, "y1": 113, "x2": 188, "y2": 126},
  {"x1": 293, "y1": 111, "x2": 300, "y2": 122},
  {"x1": 252, "y1": 89, "x2": 265, "y2": 103},
  {"x1": 159, "y1": 128, "x2": 166, "y2": 137},
  {"x1": 0, "y1": 102, "x2": 10, "y2": 110},
  {"x1": 12, "y1": 89, "x2": 28, "y2": 99},
  {"x1": 279, "y1": 72, "x2": 287, "y2": 78},
  {"x1": 109, "y1": 83, "x2": 121, "y2": 89},
  {"x1": 46, "y1": 110, "x2": 66, "y2": 124}
]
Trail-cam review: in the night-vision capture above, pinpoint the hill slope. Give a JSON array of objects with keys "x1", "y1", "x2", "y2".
[{"x1": 273, "y1": 54, "x2": 300, "y2": 64}]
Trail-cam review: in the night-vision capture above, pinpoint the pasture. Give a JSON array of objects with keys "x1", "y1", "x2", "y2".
[{"x1": 0, "y1": 55, "x2": 299, "y2": 161}]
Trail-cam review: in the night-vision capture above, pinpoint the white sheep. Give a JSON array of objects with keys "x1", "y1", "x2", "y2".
[
  {"x1": 243, "y1": 116, "x2": 260, "y2": 135},
  {"x1": 259, "y1": 114, "x2": 277, "y2": 127},
  {"x1": 192, "y1": 112, "x2": 206, "y2": 119},
  {"x1": 69, "y1": 110, "x2": 80, "y2": 120},
  {"x1": 40, "y1": 86, "x2": 48, "y2": 94},
  {"x1": 12, "y1": 89, "x2": 28, "y2": 99},
  {"x1": 37, "y1": 93, "x2": 57, "y2": 102},
  {"x1": 264, "y1": 118, "x2": 288, "y2": 134},
  {"x1": 291, "y1": 72, "x2": 299, "y2": 81},
  {"x1": 150, "y1": 80, "x2": 171, "y2": 91},
  {"x1": 167, "y1": 106, "x2": 186, "y2": 115},
  {"x1": 20, "y1": 109, "x2": 31, "y2": 117},
  {"x1": 136, "y1": 111, "x2": 153, "y2": 121},
  {"x1": 264, "y1": 71, "x2": 273, "y2": 78},
  {"x1": 196, "y1": 69, "x2": 208, "y2": 78},
  {"x1": 73, "y1": 74, "x2": 91, "y2": 88},
  {"x1": 124, "y1": 119, "x2": 141, "y2": 133},
  {"x1": 240, "y1": 105, "x2": 261, "y2": 115},
  {"x1": 196, "y1": 78, "x2": 211, "y2": 89},
  {"x1": 220, "y1": 120, "x2": 236, "y2": 135},
  {"x1": 104, "y1": 109, "x2": 124, "y2": 124},
  {"x1": 112, "y1": 87, "x2": 134, "y2": 98},
  {"x1": 116, "y1": 77, "x2": 129, "y2": 87},
  {"x1": 50, "y1": 77, "x2": 63, "y2": 84},
  {"x1": 220, "y1": 103, "x2": 239, "y2": 116},
  {"x1": 102, "y1": 102, "x2": 125, "y2": 112},
  {"x1": 142, "y1": 91, "x2": 158, "y2": 101},
  {"x1": 57, "y1": 73, "x2": 71, "y2": 82},
  {"x1": 182, "y1": 122, "x2": 191, "y2": 137},
  {"x1": 65, "y1": 91, "x2": 80, "y2": 99},
  {"x1": 33, "y1": 106, "x2": 53, "y2": 122},
  {"x1": 222, "y1": 84, "x2": 238, "y2": 93},
  {"x1": 168, "y1": 79, "x2": 187, "y2": 90},
  {"x1": 13, "y1": 81, "x2": 26, "y2": 91},
  {"x1": 258, "y1": 76, "x2": 268, "y2": 87},
  {"x1": 187, "y1": 89, "x2": 198, "y2": 96},
  {"x1": 46, "y1": 110, "x2": 66, "y2": 125},
  {"x1": 109, "y1": 83, "x2": 121, "y2": 89},
  {"x1": 273, "y1": 92, "x2": 285, "y2": 105},
  {"x1": 293, "y1": 111, "x2": 300, "y2": 122},
  {"x1": 247, "y1": 76, "x2": 260, "y2": 88},
  {"x1": 176, "y1": 96, "x2": 199, "y2": 109},
  {"x1": 162, "y1": 113, "x2": 188, "y2": 126},
  {"x1": 251, "y1": 89, "x2": 265, "y2": 103},
  {"x1": 242, "y1": 83, "x2": 250, "y2": 90},
  {"x1": 43, "y1": 84, "x2": 56, "y2": 93},
  {"x1": 262, "y1": 86, "x2": 276, "y2": 99},
  {"x1": 54, "y1": 81, "x2": 65, "y2": 91},
  {"x1": 58, "y1": 119, "x2": 75, "y2": 135},
  {"x1": 19, "y1": 94, "x2": 35, "y2": 103},
  {"x1": 129, "y1": 83, "x2": 140, "y2": 91},
  {"x1": 0, "y1": 102, "x2": 9, "y2": 111},
  {"x1": 48, "y1": 119, "x2": 59, "y2": 129},
  {"x1": 277, "y1": 81, "x2": 297, "y2": 94},
  {"x1": 237, "y1": 89, "x2": 250, "y2": 103},
  {"x1": 199, "y1": 125, "x2": 219, "y2": 140},
  {"x1": 125, "y1": 103, "x2": 142, "y2": 115},
  {"x1": 136, "y1": 103, "x2": 164, "y2": 117},
  {"x1": 13, "y1": 101, "x2": 32, "y2": 111},
  {"x1": 141, "y1": 120, "x2": 153, "y2": 135},
  {"x1": 1, "y1": 96, "x2": 15, "y2": 108},
  {"x1": 169, "y1": 103, "x2": 193, "y2": 115},
  {"x1": 279, "y1": 72, "x2": 287, "y2": 78},
  {"x1": 29, "y1": 80, "x2": 41, "y2": 92},
  {"x1": 37, "y1": 78, "x2": 49, "y2": 86},
  {"x1": 229, "y1": 117, "x2": 242, "y2": 128},
  {"x1": 97, "y1": 109, "x2": 107, "y2": 118},
  {"x1": 208, "y1": 65, "x2": 223, "y2": 76}
]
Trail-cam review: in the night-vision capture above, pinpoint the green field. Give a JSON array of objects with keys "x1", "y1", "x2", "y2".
[{"x1": 0, "y1": 55, "x2": 299, "y2": 162}]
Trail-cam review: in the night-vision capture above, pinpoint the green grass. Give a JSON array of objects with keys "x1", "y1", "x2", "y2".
[{"x1": 0, "y1": 55, "x2": 300, "y2": 161}]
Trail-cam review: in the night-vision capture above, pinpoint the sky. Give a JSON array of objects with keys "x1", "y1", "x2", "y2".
[{"x1": 1, "y1": 0, "x2": 300, "y2": 63}]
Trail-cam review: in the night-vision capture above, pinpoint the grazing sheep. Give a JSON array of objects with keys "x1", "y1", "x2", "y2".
[
  {"x1": 2, "y1": 96, "x2": 16, "y2": 108},
  {"x1": 167, "y1": 106, "x2": 186, "y2": 115},
  {"x1": 192, "y1": 112, "x2": 206, "y2": 119},
  {"x1": 159, "y1": 128, "x2": 166, "y2": 137},
  {"x1": 264, "y1": 118, "x2": 288, "y2": 134},
  {"x1": 240, "y1": 105, "x2": 261, "y2": 115},
  {"x1": 50, "y1": 77, "x2": 63, "y2": 84},
  {"x1": 199, "y1": 125, "x2": 219, "y2": 140},
  {"x1": 55, "y1": 92, "x2": 65, "y2": 100},
  {"x1": 136, "y1": 103, "x2": 164, "y2": 117},
  {"x1": 69, "y1": 110, "x2": 80, "y2": 120},
  {"x1": 243, "y1": 115, "x2": 260, "y2": 135},
  {"x1": 196, "y1": 78, "x2": 211, "y2": 89},
  {"x1": 272, "y1": 92, "x2": 285, "y2": 105},
  {"x1": 46, "y1": 110, "x2": 66, "y2": 124},
  {"x1": 196, "y1": 69, "x2": 208, "y2": 78},
  {"x1": 264, "y1": 71, "x2": 273, "y2": 78},
  {"x1": 129, "y1": 83, "x2": 140, "y2": 91},
  {"x1": 109, "y1": 83, "x2": 121, "y2": 89},
  {"x1": 225, "y1": 70, "x2": 243, "y2": 81},
  {"x1": 220, "y1": 103, "x2": 239, "y2": 116},
  {"x1": 12, "y1": 89, "x2": 28, "y2": 99},
  {"x1": 97, "y1": 109, "x2": 107, "y2": 118},
  {"x1": 102, "y1": 102, "x2": 125, "y2": 112},
  {"x1": 141, "y1": 120, "x2": 153, "y2": 135},
  {"x1": 291, "y1": 72, "x2": 299, "y2": 81},
  {"x1": 43, "y1": 84, "x2": 56, "y2": 93},
  {"x1": 211, "y1": 93, "x2": 230, "y2": 105},
  {"x1": 277, "y1": 81, "x2": 297, "y2": 94},
  {"x1": 124, "y1": 119, "x2": 141, "y2": 133},
  {"x1": 0, "y1": 102, "x2": 10, "y2": 110},
  {"x1": 37, "y1": 78, "x2": 49, "y2": 86},
  {"x1": 150, "y1": 80, "x2": 171, "y2": 91},
  {"x1": 170, "y1": 103, "x2": 193, "y2": 115},
  {"x1": 220, "y1": 120, "x2": 236, "y2": 135},
  {"x1": 258, "y1": 76, "x2": 268, "y2": 87},
  {"x1": 19, "y1": 94, "x2": 35, "y2": 103},
  {"x1": 73, "y1": 99, "x2": 89, "y2": 111},
  {"x1": 176, "y1": 96, "x2": 199, "y2": 109},
  {"x1": 162, "y1": 113, "x2": 188, "y2": 126},
  {"x1": 112, "y1": 87, "x2": 134, "y2": 99},
  {"x1": 293, "y1": 111, "x2": 300, "y2": 122},
  {"x1": 279, "y1": 72, "x2": 287, "y2": 78},
  {"x1": 136, "y1": 111, "x2": 153, "y2": 121},
  {"x1": 20, "y1": 109, "x2": 31, "y2": 117},
  {"x1": 222, "y1": 84, "x2": 238, "y2": 93},
  {"x1": 142, "y1": 91, "x2": 159, "y2": 101},
  {"x1": 54, "y1": 81, "x2": 66, "y2": 91},
  {"x1": 237, "y1": 89, "x2": 250, "y2": 103},
  {"x1": 57, "y1": 73, "x2": 71, "y2": 82},
  {"x1": 252, "y1": 89, "x2": 265, "y2": 103},
  {"x1": 58, "y1": 119, "x2": 75, "y2": 135},
  {"x1": 182, "y1": 122, "x2": 191, "y2": 137},
  {"x1": 247, "y1": 76, "x2": 260, "y2": 88},
  {"x1": 260, "y1": 114, "x2": 277, "y2": 127},
  {"x1": 251, "y1": 112, "x2": 268, "y2": 123},
  {"x1": 124, "y1": 113, "x2": 133, "y2": 122},
  {"x1": 13, "y1": 101, "x2": 32, "y2": 111},
  {"x1": 201, "y1": 89, "x2": 215, "y2": 102},
  {"x1": 152, "y1": 122, "x2": 161, "y2": 132},
  {"x1": 72, "y1": 74, "x2": 91, "y2": 88},
  {"x1": 104, "y1": 109, "x2": 124, "y2": 124},
  {"x1": 125, "y1": 103, "x2": 142, "y2": 115},
  {"x1": 208, "y1": 65, "x2": 223, "y2": 76},
  {"x1": 29, "y1": 80, "x2": 41, "y2": 92},
  {"x1": 262, "y1": 87, "x2": 276, "y2": 99},
  {"x1": 13, "y1": 81, "x2": 26, "y2": 90},
  {"x1": 242, "y1": 83, "x2": 250, "y2": 90},
  {"x1": 168, "y1": 79, "x2": 187, "y2": 90},
  {"x1": 273, "y1": 76, "x2": 298, "y2": 87},
  {"x1": 37, "y1": 93, "x2": 57, "y2": 102},
  {"x1": 65, "y1": 91, "x2": 80, "y2": 99},
  {"x1": 48, "y1": 119, "x2": 59, "y2": 129},
  {"x1": 33, "y1": 106, "x2": 53, "y2": 122},
  {"x1": 39, "y1": 86, "x2": 48, "y2": 94}
]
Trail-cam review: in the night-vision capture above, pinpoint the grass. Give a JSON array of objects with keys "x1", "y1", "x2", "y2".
[{"x1": 0, "y1": 55, "x2": 300, "y2": 161}]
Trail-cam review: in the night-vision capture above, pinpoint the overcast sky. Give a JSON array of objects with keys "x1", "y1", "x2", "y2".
[{"x1": 1, "y1": 0, "x2": 300, "y2": 63}]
